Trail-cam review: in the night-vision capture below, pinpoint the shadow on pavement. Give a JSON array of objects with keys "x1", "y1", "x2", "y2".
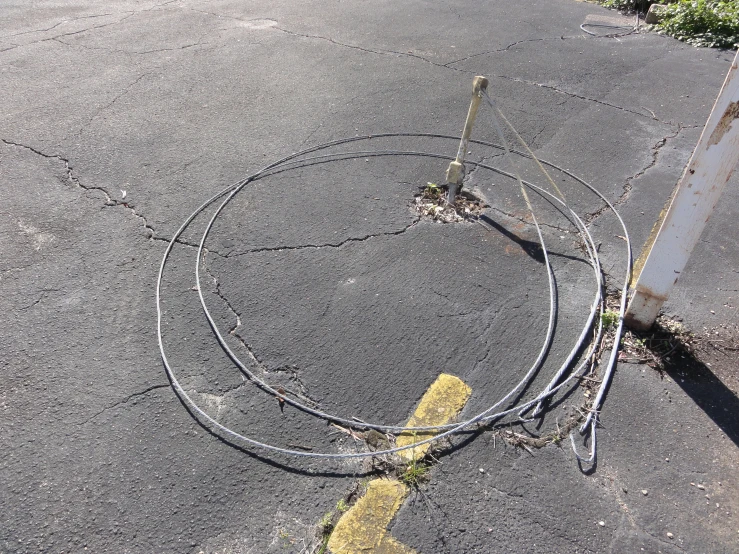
[
  {"x1": 666, "y1": 357, "x2": 739, "y2": 448},
  {"x1": 623, "y1": 320, "x2": 739, "y2": 449}
]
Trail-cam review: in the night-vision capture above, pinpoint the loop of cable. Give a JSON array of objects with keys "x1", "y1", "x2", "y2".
[{"x1": 157, "y1": 126, "x2": 631, "y2": 461}]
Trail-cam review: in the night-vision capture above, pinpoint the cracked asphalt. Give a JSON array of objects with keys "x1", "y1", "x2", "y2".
[{"x1": 2, "y1": 1, "x2": 738, "y2": 553}]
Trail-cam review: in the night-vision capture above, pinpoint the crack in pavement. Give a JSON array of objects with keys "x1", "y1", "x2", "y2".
[
  {"x1": 4, "y1": 3, "x2": 668, "y2": 127},
  {"x1": 51, "y1": 25, "x2": 218, "y2": 57},
  {"x1": 180, "y1": 10, "x2": 665, "y2": 124},
  {"x1": 150, "y1": 235, "x2": 228, "y2": 257},
  {"x1": 464, "y1": 151, "x2": 506, "y2": 187},
  {"x1": 77, "y1": 72, "x2": 154, "y2": 135},
  {"x1": 1, "y1": 0, "x2": 181, "y2": 52},
  {"x1": 224, "y1": 216, "x2": 421, "y2": 257},
  {"x1": 78, "y1": 384, "x2": 170, "y2": 425},
  {"x1": 445, "y1": 35, "x2": 580, "y2": 67},
  {"x1": 272, "y1": 25, "x2": 451, "y2": 69},
  {"x1": 2, "y1": 138, "x2": 157, "y2": 240},
  {"x1": 19, "y1": 288, "x2": 61, "y2": 310},
  {"x1": 274, "y1": 25, "x2": 666, "y2": 124},
  {"x1": 202, "y1": 256, "x2": 243, "y2": 337},
  {"x1": 493, "y1": 74, "x2": 665, "y2": 122},
  {"x1": 445, "y1": 29, "x2": 646, "y2": 68},
  {"x1": 584, "y1": 123, "x2": 690, "y2": 224},
  {"x1": 0, "y1": 12, "x2": 114, "y2": 39},
  {"x1": 264, "y1": 365, "x2": 321, "y2": 407},
  {"x1": 200, "y1": 255, "x2": 321, "y2": 407},
  {"x1": 184, "y1": 6, "x2": 461, "y2": 72}
]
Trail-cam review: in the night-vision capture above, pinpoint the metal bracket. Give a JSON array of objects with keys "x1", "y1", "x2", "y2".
[{"x1": 446, "y1": 75, "x2": 489, "y2": 205}]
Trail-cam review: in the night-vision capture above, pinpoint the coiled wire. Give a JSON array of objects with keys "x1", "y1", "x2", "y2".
[{"x1": 157, "y1": 111, "x2": 631, "y2": 464}]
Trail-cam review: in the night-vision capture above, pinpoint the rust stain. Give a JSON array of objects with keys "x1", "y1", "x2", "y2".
[
  {"x1": 635, "y1": 284, "x2": 669, "y2": 303},
  {"x1": 707, "y1": 101, "x2": 739, "y2": 146}
]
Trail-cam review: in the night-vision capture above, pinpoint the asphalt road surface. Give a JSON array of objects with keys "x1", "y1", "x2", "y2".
[{"x1": 2, "y1": 1, "x2": 738, "y2": 553}]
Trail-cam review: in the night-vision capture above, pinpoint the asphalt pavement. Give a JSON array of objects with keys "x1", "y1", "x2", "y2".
[{"x1": 2, "y1": 1, "x2": 738, "y2": 553}]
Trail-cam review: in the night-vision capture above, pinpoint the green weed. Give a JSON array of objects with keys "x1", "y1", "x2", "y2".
[{"x1": 601, "y1": 309, "x2": 620, "y2": 328}]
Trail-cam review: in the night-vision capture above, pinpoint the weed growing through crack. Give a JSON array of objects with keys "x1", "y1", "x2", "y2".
[
  {"x1": 398, "y1": 435, "x2": 431, "y2": 488},
  {"x1": 399, "y1": 457, "x2": 431, "y2": 488},
  {"x1": 311, "y1": 482, "x2": 367, "y2": 554},
  {"x1": 314, "y1": 512, "x2": 334, "y2": 554},
  {"x1": 413, "y1": 182, "x2": 488, "y2": 222},
  {"x1": 617, "y1": 315, "x2": 696, "y2": 370},
  {"x1": 316, "y1": 533, "x2": 330, "y2": 554},
  {"x1": 600, "y1": 309, "x2": 620, "y2": 328},
  {"x1": 277, "y1": 528, "x2": 292, "y2": 548},
  {"x1": 319, "y1": 512, "x2": 333, "y2": 530}
]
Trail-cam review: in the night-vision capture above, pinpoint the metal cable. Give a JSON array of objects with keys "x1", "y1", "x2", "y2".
[{"x1": 157, "y1": 126, "x2": 631, "y2": 461}]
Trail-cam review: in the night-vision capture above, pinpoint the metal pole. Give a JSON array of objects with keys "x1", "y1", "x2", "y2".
[
  {"x1": 625, "y1": 49, "x2": 739, "y2": 330},
  {"x1": 446, "y1": 75, "x2": 489, "y2": 205}
]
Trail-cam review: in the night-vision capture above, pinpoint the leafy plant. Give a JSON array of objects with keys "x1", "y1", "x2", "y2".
[
  {"x1": 315, "y1": 512, "x2": 334, "y2": 554},
  {"x1": 278, "y1": 529, "x2": 292, "y2": 547},
  {"x1": 319, "y1": 512, "x2": 334, "y2": 530},
  {"x1": 655, "y1": 1, "x2": 739, "y2": 48},
  {"x1": 595, "y1": 0, "x2": 739, "y2": 48},
  {"x1": 600, "y1": 309, "x2": 620, "y2": 328},
  {"x1": 599, "y1": 0, "x2": 655, "y2": 10},
  {"x1": 423, "y1": 182, "x2": 442, "y2": 200}
]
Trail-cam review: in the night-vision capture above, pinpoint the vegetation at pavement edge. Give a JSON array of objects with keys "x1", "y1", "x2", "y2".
[{"x1": 598, "y1": 0, "x2": 739, "y2": 48}]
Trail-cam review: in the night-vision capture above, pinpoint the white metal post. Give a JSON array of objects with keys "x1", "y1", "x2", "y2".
[{"x1": 625, "y1": 49, "x2": 739, "y2": 330}]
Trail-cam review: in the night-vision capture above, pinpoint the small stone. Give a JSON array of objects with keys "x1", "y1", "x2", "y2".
[
  {"x1": 641, "y1": 489, "x2": 648, "y2": 496},
  {"x1": 598, "y1": 521, "x2": 605, "y2": 527},
  {"x1": 479, "y1": 468, "x2": 485, "y2": 474},
  {"x1": 667, "y1": 532, "x2": 674, "y2": 539},
  {"x1": 697, "y1": 484, "x2": 705, "y2": 490},
  {"x1": 645, "y1": 3, "x2": 667, "y2": 24}
]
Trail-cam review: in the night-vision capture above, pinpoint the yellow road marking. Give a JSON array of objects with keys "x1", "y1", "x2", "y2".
[
  {"x1": 326, "y1": 373, "x2": 471, "y2": 553},
  {"x1": 327, "y1": 479, "x2": 412, "y2": 553},
  {"x1": 396, "y1": 373, "x2": 472, "y2": 462}
]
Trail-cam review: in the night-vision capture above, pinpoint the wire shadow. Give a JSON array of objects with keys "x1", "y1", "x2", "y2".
[
  {"x1": 479, "y1": 214, "x2": 546, "y2": 263},
  {"x1": 162, "y1": 361, "x2": 378, "y2": 479}
]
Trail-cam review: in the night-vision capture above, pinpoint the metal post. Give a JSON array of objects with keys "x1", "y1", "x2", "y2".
[
  {"x1": 625, "y1": 49, "x2": 739, "y2": 330},
  {"x1": 446, "y1": 75, "x2": 489, "y2": 205}
]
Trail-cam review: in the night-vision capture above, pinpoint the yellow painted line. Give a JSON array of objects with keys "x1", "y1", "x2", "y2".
[
  {"x1": 327, "y1": 479, "x2": 413, "y2": 554},
  {"x1": 326, "y1": 374, "x2": 471, "y2": 553},
  {"x1": 396, "y1": 373, "x2": 472, "y2": 462}
]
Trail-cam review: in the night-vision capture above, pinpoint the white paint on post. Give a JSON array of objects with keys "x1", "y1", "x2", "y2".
[{"x1": 625, "y1": 49, "x2": 739, "y2": 330}]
